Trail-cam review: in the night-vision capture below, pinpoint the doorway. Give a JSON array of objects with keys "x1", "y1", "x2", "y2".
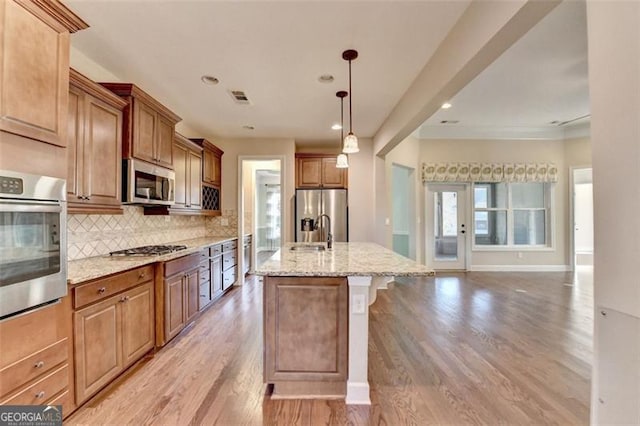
[
  {"x1": 239, "y1": 158, "x2": 284, "y2": 283},
  {"x1": 571, "y1": 167, "x2": 593, "y2": 267},
  {"x1": 391, "y1": 164, "x2": 416, "y2": 259},
  {"x1": 425, "y1": 184, "x2": 468, "y2": 270}
]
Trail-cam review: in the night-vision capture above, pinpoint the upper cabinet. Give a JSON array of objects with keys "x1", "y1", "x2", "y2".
[
  {"x1": 191, "y1": 139, "x2": 223, "y2": 216},
  {"x1": 172, "y1": 134, "x2": 202, "y2": 212},
  {"x1": 296, "y1": 154, "x2": 347, "y2": 189},
  {"x1": 0, "y1": 0, "x2": 88, "y2": 146},
  {"x1": 99, "y1": 83, "x2": 181, "y2": 170},
  {"x1": 68, "y1": 69, "x2": 127, "y2": 214}
]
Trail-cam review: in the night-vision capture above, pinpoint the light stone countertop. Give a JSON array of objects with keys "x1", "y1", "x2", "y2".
[
  {"x1": 254, "y1": 242, "x2": 435, "y2": 277},
  {"x1": 67, "y1": 236, "x2": 238, "y2": 285}
]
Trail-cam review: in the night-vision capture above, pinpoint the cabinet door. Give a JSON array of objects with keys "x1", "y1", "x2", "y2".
[
  {"x1": 132, "y1": 99, "x2": 156, "y2": 164},
  {"x1": 188, "y1": 150, "x2": 202, "y2": 209},
  {"x1": 212, "y1": 152, "x2": 222, "y2": 186},
  {"x1": 0, "y1": 0, "x2": 69, "y2": 146},
  {"x1": 67, "y1": 86, "x2": 84, "y2": 201},
  {"x1": 210, "y1": 256, "x2": 223, "y2": 298},
  {"x1": 203, "y1": 150, "x2": 214, "y2": 184},
  {"x1": 173, "y1": 142, "x2": 188, "y2": 208},
  {"x1": 83, "y1": 94, "x2": 122, "y2": 207},
  {"x1": 156, "y1": 115, "x2": 174, "y2": 169},
  {"x1": 74, "y1": 295, "x2": 122, "y2": 403},
  {"x1": 321, "y1": 157, "x2": 347, "y2": 188},
  {"x1": 185, "y1": 269, "x2": 199, "y2": 323},
  {"x1": 121, "y1": 283, "x2": 154, "y2": 368},
  {"x1": 296, "y1": 157, "x2": 322, "y2": 188},
  {"x1": 164, "y1": 274, "x2": 185, "y2": 341}
]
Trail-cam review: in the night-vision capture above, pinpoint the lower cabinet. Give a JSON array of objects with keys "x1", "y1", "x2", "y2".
[
  {"x1": 73, "y1": 266, "x2": 154, "y2": 404},
  {"x1": 158, "y1": 252, "x2": 202, "y2": 346},
  {"x1": 211, "y1": 251, "x2": 223, "y2": 299},
  {"x1": 0, "y1": 296, "x2": 74, "y2": 416},
  {"x1": 222, "y1": 239, "x2": 238, "y2": 291}
]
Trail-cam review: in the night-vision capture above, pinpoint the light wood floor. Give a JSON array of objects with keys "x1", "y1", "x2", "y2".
[{"x1": 67, "y1": 268, "x2": 593, "y2": 425}]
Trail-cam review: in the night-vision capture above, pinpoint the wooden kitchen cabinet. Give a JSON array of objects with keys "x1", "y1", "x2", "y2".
[
  {"x1": 68, "y1": 69, "x2": 127, "y2": 214},
  {"x1": 0, "y1": 296, "x2": 75, "y2": 416},
  {"x1": 210, "y1": 250, "x2": 223, "y2": 299},
  {"x1": 222, "y1": 239, "x2": 238, "y2": 291},
  {"x1": 172, "y1": 134, "x2": 202, "y2": 211},
  {"x1": 295, "y1": 154, "x2": 347, "y2": 188},
  {"x1": 0, "y1": 0, "x2": 87, "y2": 147},
  {"x1": 191, "y1": 138, "x2": 223, "y2": 216},
  {"x1": 73, "y1": 265, "x2": 155, "y2": 404},
  {"x1": 157, "y1": 253, "x2": 202, "y2": 346},
  {"x1": 100, "y1": 83, "x2": 181, "y2": 169}
]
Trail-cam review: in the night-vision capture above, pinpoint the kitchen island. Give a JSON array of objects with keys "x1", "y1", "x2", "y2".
[{"x1": 255, "y1": 242, "x2": 434, "y2": 405}]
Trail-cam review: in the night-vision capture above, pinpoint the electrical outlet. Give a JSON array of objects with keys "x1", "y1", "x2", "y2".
[
  {"x1": 385, "y1": 218, "x2": 390, "y2": 226},
  {"x1": 517, "y1": 252, "x2": 523, "y2": 259},
  {"x1": 221, "y1": 218, "x2": 229, "y2": 226},
  {"x1": 164, "y1": 216, "x2": 170, "y2": 223},
  {"x1": 352, "y1": 294, "x2": 366, "y2": 314}
]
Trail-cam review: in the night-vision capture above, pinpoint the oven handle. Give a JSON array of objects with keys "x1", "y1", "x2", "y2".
[{"x1": 0, "y1": 201, "x2": 62, "y2": 213}]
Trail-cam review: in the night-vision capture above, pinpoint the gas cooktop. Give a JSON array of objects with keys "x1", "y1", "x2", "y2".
[{"x1": 109, "y1": 245, "x2": 188, "y2": 257}]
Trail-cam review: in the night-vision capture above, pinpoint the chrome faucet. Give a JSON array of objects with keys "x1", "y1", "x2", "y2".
[{"x1": 314, "y1": 214, "x2": 333, "y2": 249}]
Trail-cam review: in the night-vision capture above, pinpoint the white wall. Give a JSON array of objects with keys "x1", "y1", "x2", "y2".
[{"x1": 587, "y1": 2, "x2": 640, "y2": 423}]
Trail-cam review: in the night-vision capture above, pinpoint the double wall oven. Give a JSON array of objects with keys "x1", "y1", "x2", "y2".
[{"x1": 0, "y1": 170, "x2": 67, "y2": 319}]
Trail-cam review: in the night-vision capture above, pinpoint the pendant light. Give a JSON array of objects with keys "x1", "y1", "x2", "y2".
[
  {"x1": 342, "y1": 49, "x2": 359, "y2": 154},
  {"x1": 336, "y1": 91, "x2": 349, "y2": 168}
]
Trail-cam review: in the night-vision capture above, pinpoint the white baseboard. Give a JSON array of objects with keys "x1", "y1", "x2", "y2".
[
  {"x1": 470, "y1": 264, "x2": 571, "y2": 272},
  {"x1": 345, "y1": 382, "x2": 370, "y2": 405}
]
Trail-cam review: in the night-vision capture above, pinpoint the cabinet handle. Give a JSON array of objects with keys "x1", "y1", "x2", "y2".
[
  {"x1": 77, "y1": 195, "x2": 83, "y2": 199},
  {"x1": 98, "y1": 287, "x2": 106, "y2": 294},
  {"x1": 138, "y1": 272, "x2": 146, "y2": 280},
  {"x1": 86, "y1": 196, "x2": 91, "y2": 200},
  {"x1": 35, "y1": 391, "x2": 45, "y2": 399},
  {"x1": 124, "y1": 296, "x2": 130, "y2": 301},
  {"x1": 34, "y1": 361, "x2": 45, "y2": 369}
]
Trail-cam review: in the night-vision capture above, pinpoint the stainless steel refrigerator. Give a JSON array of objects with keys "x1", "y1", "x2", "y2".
[{"x1": 295, "y1": 189, "x2": 348, "y2": 243}]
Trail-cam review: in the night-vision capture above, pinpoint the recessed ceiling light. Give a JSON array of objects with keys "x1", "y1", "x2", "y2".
[
  {"x1": 242, "y1": 125, "x2": 255, "y2": 130},
  {"x1": 331, "y1": 123, "x2": 342, "y2": 130},
  {"x1": 318, "y1": 74, "x2": 334, "y2": 83},
  {"x1": 441, "y1": 102, "x2": 452, "y2": 109},
  {"x1": 201, "y1": 75, "x2": 219, "y2": 85}
]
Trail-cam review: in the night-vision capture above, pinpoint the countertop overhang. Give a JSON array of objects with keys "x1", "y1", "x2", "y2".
[{"x1": 255, "y1": 242, "x2": 435, "y2": 277}]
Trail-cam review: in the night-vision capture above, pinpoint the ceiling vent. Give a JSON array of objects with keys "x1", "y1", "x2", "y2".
[{"x1": 229, "y1": 90, "x2": 251, "y2": 105}]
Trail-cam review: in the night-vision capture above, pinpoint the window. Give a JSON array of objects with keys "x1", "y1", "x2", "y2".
[{"x1": 473, "y1": 182, "x2": 550, "y2": 247}]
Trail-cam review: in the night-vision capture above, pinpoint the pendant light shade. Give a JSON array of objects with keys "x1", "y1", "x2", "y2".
[
  {"x1": 336, "y1": 153, "x2": 349, "y2": 168},
  {"x1": 335, "y1": 90, "x2": 349, "y2": 168},
  {"x1": 342, "y1": 49, "x2": 359, "y2": 154}
]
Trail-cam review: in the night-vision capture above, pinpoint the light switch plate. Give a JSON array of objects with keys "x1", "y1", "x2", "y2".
[
  {"x1": 352, "y1": 294, "x2": 366, "y2": 314},
  {"x1": 221, "y1": 218, "x2": 229, "y2": 226}
]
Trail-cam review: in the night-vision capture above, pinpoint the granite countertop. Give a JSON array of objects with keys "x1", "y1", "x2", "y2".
[
  {"x1": 67, "y1": 236, "x2": 238, "y2": 285},
  {"x1": 254, "y1": 242, "x2": 435, "y2": 277}
]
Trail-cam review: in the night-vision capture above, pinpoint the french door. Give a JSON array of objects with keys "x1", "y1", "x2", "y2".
[{"x1": 426, "y1": 184, "x2": 468, "y2": 270}]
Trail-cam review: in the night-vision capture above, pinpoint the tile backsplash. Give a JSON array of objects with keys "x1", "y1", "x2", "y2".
[
  {"x1": 205, "y1": 210, "x2": 238, "y2": 237},
  {"x1": 67, "y1": 206, "x2": 207, "y2": 260}
]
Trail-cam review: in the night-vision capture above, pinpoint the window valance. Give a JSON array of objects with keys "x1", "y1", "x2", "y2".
[{"x1": 421, "y1": 162, "x2": 558, "y2": 183}]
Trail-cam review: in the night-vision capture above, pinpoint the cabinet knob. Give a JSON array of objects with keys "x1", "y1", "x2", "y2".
[
  {"x1": 34, "y1": 361, "x2": 45, "y2": 369},
  {"x1": 98, "y1": 287, "x2": 106, "y2": 294},
  {"x1": 138, "y1": 272, "x2": 146, "y2": 279},
  {"x1": 77, "y1": 195, "x2": 83, "y2": 199},
  {"x1": 35, "y1": 391, "x2": 45, "y2": 399}
]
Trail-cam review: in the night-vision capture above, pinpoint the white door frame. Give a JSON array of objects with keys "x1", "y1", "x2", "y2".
[
  {"x1": 238, "y1": 155, "x2": 285, "y2": 286},
  {"x1": 569, "y1": 165, "x2": 593, "y2": 271},
  {"x1": 425, "y1": 183, "x2": 470, "y2": 271}
]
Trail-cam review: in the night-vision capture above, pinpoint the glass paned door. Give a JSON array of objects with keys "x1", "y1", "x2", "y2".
[{"x1": 427, "y1": 184, "x2": 467, "y2": 270}]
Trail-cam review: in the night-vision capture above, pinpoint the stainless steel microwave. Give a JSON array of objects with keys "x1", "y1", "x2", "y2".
[
  {"x1": 123, "y1": 159, "x2": 175, "y2": 205},
  {"x1": 0, "y1": 170, "x2": 67, "y2": 319}
]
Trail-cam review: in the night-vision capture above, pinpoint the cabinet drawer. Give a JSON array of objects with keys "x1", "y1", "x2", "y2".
[
  {"x1": 222, "y1": 252, "x2": 237, "y2": 270},
  {"x1": 46, "y1": 389, "x2": 72, "y2": 416},
  {"x1": 199, "y1": 250, "x2": 208, "y2": 262},
  {"x1": 223, "y1": 267, "x2": 237, "y2": 290},
  {"x1": 199, "y1": 271, "x2": 210, "y2": 284},
  {"x1": 74, "y1": 265, "x2": 154, "y2": 309},
  {"x1": 243, "y1": 235, "x2": 252, "y2": 245},
  {"x1": 222, "y1": 240, "x2": 237, "y2": 252},
  {"x1": 0, "y1": 339, "x2": 67, "y2": 398},
  {"x1": 210, "y1": 244, "x2": 222, "y2": 257},
  {"x1": 164, "y1": 253, "x2": 201, "y2": 278},
  {"x1": 1, "y1": 364, "x2": 68, "y2": 406}
]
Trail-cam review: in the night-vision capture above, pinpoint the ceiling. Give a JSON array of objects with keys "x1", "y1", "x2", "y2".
[
  {"x1": 417, "y1": 0, "x2": 590, "y2": 140},
  {"x1": 66, "y1": 0, "x2": 470, "y2": 141}
]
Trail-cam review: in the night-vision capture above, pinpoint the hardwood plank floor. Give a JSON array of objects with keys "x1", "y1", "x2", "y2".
[{"x1": 67, "y1": 268, "x2": 592, "y2": 425}]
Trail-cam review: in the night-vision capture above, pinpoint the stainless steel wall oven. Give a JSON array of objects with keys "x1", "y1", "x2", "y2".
[{"x1": 0, "y1": 170, "x2": 67, "y2": 319}]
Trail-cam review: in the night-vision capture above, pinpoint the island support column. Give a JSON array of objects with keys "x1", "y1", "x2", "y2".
[{"x1": 346, "y1": 276, "x2": 373, "y2": 404}]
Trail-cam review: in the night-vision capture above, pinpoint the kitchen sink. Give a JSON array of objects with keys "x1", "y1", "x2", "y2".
[{"x1": 290, "y1": 244, "x2": 326, "y2": 252}]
